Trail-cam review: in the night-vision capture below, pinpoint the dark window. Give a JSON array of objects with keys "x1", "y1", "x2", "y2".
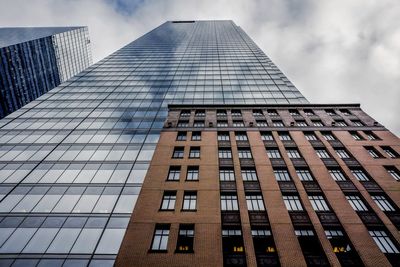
[
  {"x1": 189, "y1": 147, "x2": 200, "y2": 158},
  {"x1": 312, "y1": 120, "x2": 324, "y2": 126},
  {"x1": 231, "y1": 110, "x2": 242, "y2": 117},
  {"x1": 176, "y1": 131, "x2": 187, "y2": 141},
  {"x1": 296, "y1": 120, "x2": 308, "y2": 126},
  {"x1": 217, "y1": 110, "x2": 227, "y2": 117},
  {"x1": 325, "y1": 109, "x2": 336, "y2": 116},
  {"x1": 278, "y1": 132, "x2": 292, "y2": 141},
  {"x1": 266, "y1": 149, "x2": 281, "y2": 159},
  {"x1": 272, "y1": 120, "x2": 284, "y2": 127},
  {"x1": 287, "y1": 148, "x2": 302, "y2": 159},
  {"x1": 219, "y1": 148, "x2": 232, "y2": 159},
  {"x1": 172, "y1": 147, "x2": 184, "y2": 158},
  {"x1": 241, "y1": 168, "x2": 258, "y2": 181},
  {"x1": 232, "y1": 120, "x2": 245, "y2": 127},
  {"x1": 385, "y1": 166, "x2": 400, "y2": 181},
  {"x1": 304, "y1": 132, "x2": 318, "y2": 141},
  {"x1": 191, "y1": 131, "x2": 201, "y2": 141},
  {"x1": 150, "y1": 224, "x2": 170, "y2": 251},
  {"x1": 381, "y1": 146, "x2": 399, "y2": 158},
  {"x1": 238, "y1": 148, "x2": 252, "y2": 159},
  {"x1": 222, "y1": 228, "x2": 245, "y2": 254},
  {"x1": 352, "y1": 120, "x2": 364, "y2": 126},
  {"x1": 303, "y1": 109, "x2": 314, "y2": 116},
  {"x1": 218, "y1": 132, "x2": 230, "y2": 141},
  {"x1": 177, "y1": 120, "x2": 189, "y2": 127},
  {"x1": 335, "y1": 120, "x2": 347, "y2": 127},
  {"x1": 365, "y1": 146, "x2": 382, "y2": 158},
  {"x1": 257, "y1": 120, "x2": 268, "y2": 127},
  {"x1": 289, "y1": 109, "x2": 300, "y2": 116},
  {"x1": 316, "y1": 149, "x2": 331, "y2": 158},
  {"x1": 180, "y1": 111, "x2": 191, "y2": 118},
  {"x1": 235, "y1": 132, "x2": 248, "y2": 141},
  {"x1": 267, "y1": 109, "x2": 278, "y2": 116},
  {"x1": 261, "y1": 131, "x2": 274, "y2": 141},
  {"x1": 193, "y1": 120, "x2": 204, "y2": 127},
  {"x1": 350, "y1": 131, "x2": 363, "y2": 140},
  {"x1": 253, "y1": 110, "x2": 264, "y2": 117},
  {"x1": 322, "y1": 131, "x2": 336, "y2": 140},
  {"x1": 195, "y1": 110, "x2": 205, "y2": 117},
  {"x1": 217, "y1": 120, "x2": 228, "y2": 127},
  {"x1": 328, "y1": 168, "x2": 347, "y2": 181},
  {"x1": 176, "y1": 224, "x2": 195, "y2": 253},
  {"x1": 364, "y1": 131, "x2": 379, "y2": 140}
]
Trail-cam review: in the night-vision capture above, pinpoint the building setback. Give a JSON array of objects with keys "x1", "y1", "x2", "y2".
[{"x1": 0, "y1": 27, "x2": 92, "y2": 118}]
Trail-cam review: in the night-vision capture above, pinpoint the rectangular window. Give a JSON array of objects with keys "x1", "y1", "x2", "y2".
[
  {"x1": 242, "y1": 168, "x2": 258, "y2": 181},
  {"x1": 296, "y1": 120, "x2": 308, "y2": 127},
  {"x1": 172, "y1": 147, "x2": 184, "y2": 158},
  {"x1": 167, "y1": 166, "x2": 181, "y2": 181},
  {"x1": 180, "y1": 111, "x2": 191, "y2": 118},
  {"x1": 371, "y1": 195, "x2": 395, "y2": 212},
  {"x1": 193, "y1": 120, "x2": 204, "y2": 128},
  {"x1": 176, "y1": 224, "x2": 194, "y2": 253},
  {"x1": 266, "y1": 149, "x2": 281, "y2": 159},
  {"x1": 335, "y1": 149, "x2": 350, "y2": 159},
  {"x1": 220, "y1": 168, "x2": 235, "y2": 181},
  {"x1": 217, "y1": 120, "x2": 228, "y2": 127},
  {"x1": 287, "y1": 149, "x2": 302, "y2": 159},
  {"x1": 312, "y1": 120, "x2": 324, "y2": 126},
  {"x1": 267, "y1": 110, "x2": 278, "y2": 116},
  {"x1": 177, "y1": 120, "x2": 189, "y2": 127},
  {"x1": 231, "y1": 110, "x2": 242, "y2": 117},
  {"x1": 316, "y1": 149, "x2": 330, "y2": 158},
  {"x1": 335, "y1": 120, "x2": 347, "y2": 127},
  {"x1": 346, "y1": 195, "x2": 368, "y2": 211},
  {"x1": 325, "y1": 109, "x2": 336, "y2": 116},
  {"x1": 350, "y1": 131, "x2": 362, "y2": 140},
  {"x1": 364, "y1": 131, "x2": 379, "y2": 140},
  {"x1": 381, "y1": 146, "x2": 399, "y2": 158},
  {"x1": 246, "y1": 195, "x2": 265, "y2": 211},
  {"x1": 289, "y1": 109, "x2": 300, "y2": 116},
  {"x1": 304, "y1": 132, "x2": 318, "y2": 141},
  {"x1": 189, "y1": 147, "x2": 200, "y2": 158},
  {"x1": 369, "y1": 230, "x2": 399, "y2": 254},
  {"x1": 150, "y1": 224, "x2": 170, "y2": 251},
  {"x1": 238, "y1": 148, "x2": 252, "y2": 159},
  {"x1": 352, "y1": 120, "x2": 364, "y2": 126},
  {"x1": 176, "y1": 132, "x2": 187, "y2": 141},
  {"x1": 385, "y1": 166, "x2": 400, "y2": 181},
  {"x1": 182, "y1": 192, "x2": 197, "y2": 211},
  {"x1": 195, "y1": 110, "x2": 205, "y2": 117},
  {"x1": 303, "y1": 110, "x2": 314, "y2": 116},
  {"x1": 365, "y1": 146, "x2": 382, "y2": 158},
  {"x1": 328, "y1": 168, "x2": 347, "y2": 181},
  {"x1": 219, "y1": 148, "x2": 232, "y2": 159},
  {"x1": 160, "y1": 191, "x2": 176, "y2": 211},
  {"x1": 186, "y1": 166, "x2": 199, "y2": 181},
  {"x1": 257, "y1": 120, "x2": 268, "y2": 127},
  {"x1": 221, "y1": 194, "x2": 239, "y2": 211},
  {"x1": 274, "y1": 169, "x2": 291, "y2": 181},
  {"x1": 283, "y1": 195, "x2": 303, "y2": 211},
  {"x1": 296, "y1": 168, "x2": 314, "y2": 181},
  {"x1": 261, "y1": 131, "x2": 274, "y2": 141},
  {"x1": 191, "y1": 132, "x2": 201, "y2": 141},
  {"x1": 253, "y1": 110, "x2": 264, "y2": 117},
  {"x1": 322, "y1": 132, "x2": 336, "y2": 140},
  {"x1": 218, "y1": 132, "x2": 230, "y2": 141},
  {"x1": 235, "y1": 132, "x2": 248, "y2": 141},
  {"x1": 308, "y1": 195, "x2": 330, "y2": 211},
  {"x1": 273, "y1": 120, "x2": 284, "y2": 127},
  {"x1": 340, "y1": 109, "x2": 351, "y2": 116},
  {"x1": 217, "y1": 110, "x2": 227, "y2": 117},
  {"x1": 350, "y1": 168, "x2": 370, "y2": 181},
  {"x1": 233, "y1": 121, "x2": 244, "y2": 127},
  {"x1": 278, "y1": 132, "x2": 292, "y2": 141}
]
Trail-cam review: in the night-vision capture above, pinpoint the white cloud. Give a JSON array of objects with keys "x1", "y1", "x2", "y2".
[{"x1": 0, "y1": 0, "x2": 399, "y2": 135}]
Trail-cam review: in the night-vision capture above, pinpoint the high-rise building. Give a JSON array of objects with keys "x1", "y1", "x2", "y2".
[
  {"x1": 0, "y1": 27, "x2": 92, "y2": 118},
  {"x1": 0, "y1": 20, "x2": 398, "y2": 267}
]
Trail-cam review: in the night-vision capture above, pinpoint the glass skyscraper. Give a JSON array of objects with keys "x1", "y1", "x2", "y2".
[
  {"x1": 0, "y1": 20, "x2": 309, "y2": 266},
  {"x1": 0, "y1": 27, "x2": 92, "y2": 118}
]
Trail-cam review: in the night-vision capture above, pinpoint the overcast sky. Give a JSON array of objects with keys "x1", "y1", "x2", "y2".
[{"x1": 1, "y1": 0, "x2": 399, "y2": 135}]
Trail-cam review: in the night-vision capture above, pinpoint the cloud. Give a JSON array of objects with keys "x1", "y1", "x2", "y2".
[{"x1": 0, "y1": 0, "x2": 399, "y2": 135}]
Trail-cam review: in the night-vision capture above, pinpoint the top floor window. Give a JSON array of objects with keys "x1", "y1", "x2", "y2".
[
  {"x1": 195, "y1": 110, "x2": 205, "y2": 117},
  {"x1": 261, "y1": 131, "x2": 274, "y2": 141},
  {"x1": 267, "y1": 109, "x2": 278, "y2": 116},
  {"x1": 180, "y1": 111, "x2": 191, "y2": 117},
  {"x1": 218, "y1": 132, "x2": 230, "y2": 141},
  {"x1": 231, "y1": 110, "x2": 242, "y2": 117}
]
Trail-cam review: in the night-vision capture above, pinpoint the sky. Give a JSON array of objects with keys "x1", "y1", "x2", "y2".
[{"x1": 0, "y1": 0, "x2": 399, "y2": 135}]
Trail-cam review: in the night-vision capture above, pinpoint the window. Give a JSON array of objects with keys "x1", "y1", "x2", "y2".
[
  {"x1": 167, "y1": 166, "x2": 181, "y2": 181},
  {"x1": 325, "y1": 109, "x2": 335, "y2": 116},
  {"x1": 272, "y1": 120, "x2": 284, "y2": 127},
  {"x1": 274, "y1": 169, "x2": 291, "y2": 181},
  {"x1": 220, "y1": 168, "x2": 235, "y2": 181},
  {"x1": 303, "y1": 110, "x2": 314, "y2": 116},
  {"x1": 289, "y1": 110, "x2": 300, "y2": 116},
  {"x1": 335, "y1": 149, "x2": 350, "y2": 159},
  {"x1": 371, "y1": 195, "x2": 395, "y2": 212},
  {"x1": 172, "y1": 147, "x2": 184, "y2": 158},
  {"x1": 350, "y1": 131, "x2": 362, "y2": 140},
  {"x1": 278, "y1": 132, "x2": 292, "y2": 141},
  {"x1": 177, "y1": 120, "x2": 189, "y2": 127},
  {"x1": 182, "y1": 192, "x2": 197, "y2": 211},
  {"x1": 191, "y1": 132, "x2": 201, "y2": 141},
  {"x1": 150, "y1": 225, "x2": 170, "y2": 251},
  {"x1": 231, "y1": 110, "x2": 242, "y2": 117},
  {"x1": 246, "y1": 195, "x2": 265, "y2": 211},
  {"x1": 217, "y1": 120, "x2": 228, "y2": 127},
  {"x1": 160, "y1": 191, "x2": 176, "y2": 211},
  {"x1": 308, "y1": 195, "x2": 330, "y2": 211},
  {"x1": 218, "y1": 132, "x2": 230, "y2": 141},
  {"x1": 189, "y1": 147, "x2": 200, "y2": 158},
  {"x1": 350, "y1": 168, "x2": 370, "y2": 181},
  {"x1": 365, "y1": 147, "x2": 381, "y2": 158},
  {"x1": 364, "y1": 131, "x2": 379, "y2": 140},
  {"x1": 261, "y1": 131, "x2": 274, "y2": 141},
  {"x1": 235, "y1": 132, "x2": 248, "y2": 141},
  {"x1": 304, "y1": 132, "x2": 318, "y2": 141},
  {"x1": 217, "y1": 110, "x2": 227, "y2": 117},
  {"x1": 177, "y1": 132, "x2": 187, "y2": 141},
  {"x1": 176, "y1": 224, "x2": 194, "y2": 253},
  {"x1": 219, "y1": 148, "x2": 232, "y2": 159},
  {"x1": 232, "y1": 121, "x2": 244, "y2": 127},
  {"x1": 253, "y1": 110, "x2": 263, "y2": 117},
  {"x1": 195, "y1": 110, "x2": 205, "y2": 117},
  {"x1": 221, "y1": 194, "x2": 239, "y2": 211},
  {"x1": 322, "y1": 132, "x2": 336, "y2": 140},
  {"x1": 369, "y1": 230, "x2": 399, "y2": 254},
  {"x1": 238, "y1": 148, "x2": 252, "y2": 159},
  {"x1": 328, "y1": 168, "x2": 347, "y2": 181},
  {"x1": 346, "y1": 195, "x2": 368, "y2": 211},
  {"x1": 296, "y1": 168, "x2": 314, "y2": 181},
  {"x1": 283, "y1": 195, "x2": 303, "y2": 211},
  {"x1": 267, "y1": 110, "x2": 278, "y2": 116},
  {"x1": 352, "y1": 120, "x2": 364, "y2": 126},
  {"x1": 180, "y1": 111, "x2": 190, "y2": 118},
  {"x1": 266, "y1": 149, "x2": 281, "y2": 159},
  {"x1": 316, "y1": 149, "x2": 330, "y2": 158},
  {"x1": 287, "y1": 149, "x2": 302, "y2": 159},
  {"x1": 340, "y1": 109, "x2": 351, "y2": 116},
  {"x1": 335, "y1": 120, "x2": 347, "y2": 127},
  {"x1": 385, "y1": 166, "x2": 400, "y2": 181},
  {"x1": 222, "y1": 228, "x2": 244, "y2": 254},
  {"x1": 193, "y1": 120, "x2": 204, "y2": 128},
  {"x1": 381, "y1": 146, "x2": 399, "y2": 158},
  {"x1": 312, "y1": 120, "x2": 324, "y2": 126},
  {"x1": 296, "y1": 120, "x2": 308, "y2": 126},
  {"x1": 241, "y1": 168, "x2": 258, "y2": 181},
  {"x1": 186, "y1": 166, "x2": 199, "y2": 181},
  {"x1": 257, "y1": 120, "x2": 268, "y2": 127}
]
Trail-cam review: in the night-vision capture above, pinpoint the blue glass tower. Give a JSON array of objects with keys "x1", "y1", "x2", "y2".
[
  {"x1": 0, "y1": 21, "x2": 307, "y2": 266},
  {"x1": 0, "y1": 27, "x2": 92, "y2": 118}
]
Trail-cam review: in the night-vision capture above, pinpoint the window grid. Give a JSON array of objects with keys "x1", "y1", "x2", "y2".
[
  {"x1": 241, "y1": 168, "x2": 258, "y2": 181},
  {"x1": 283, "y1": 195, "x2": 303, "y2": 211},
  {"x1": 346, "y1": 195, "x2": 368, "y2": 211},
  {"x1": 220, "y1": 168, "x2": 235, "y2": 181},
  {"x1": 160, "y1": 192, "x2": 176, "y2": 210},
  {"x1": 186, "y1": 166, "x2": 199, "y2": 181},
  {"x1": 182, "y1": 192, "x2": 197, "y2": 211},
  {"x1": 221, "y1": 194, "x2": 239, "y2": 211},
  {"x1": 369, "y1": 230, "x2": 399, "y2": 254},
  {"x1": 308, "y1": 195, "x2": 330, "y2": 211},
  {"x1": 274, "y1": 169, "x2": 291, "y2": 181},
  {"x1": 371, "y1": 195, "x2": 395, "y2": 212},
  {"x1": 151, "y1": 225, "x2": 170, "y2": 251},
  {"x1": 246, "y1": 195, "x2": 265, "y2": 211}
]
